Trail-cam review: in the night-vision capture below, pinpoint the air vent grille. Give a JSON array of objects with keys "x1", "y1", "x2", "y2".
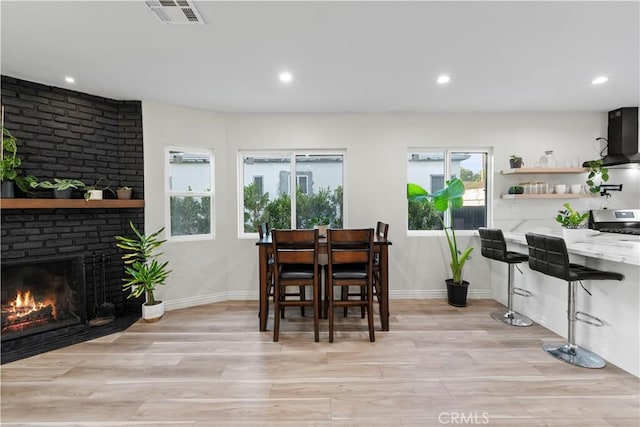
[{"x1": 145, "y1": 0, "x2": 204, "y2": 24}]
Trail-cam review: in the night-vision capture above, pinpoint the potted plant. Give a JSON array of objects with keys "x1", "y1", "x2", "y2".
[
  {"x1": 116, "y1": 186, "x2": 132, "y2": 200},
  {"x1": 1, "y1": 125, "x2": 21, "y2": 198},
  {"x1": 555, "y1": 202, "x2": 589, "y2": 244},
  {"x1": 84, "y1": 177, "x2": 115, "y2": 200},
  {"x1": 35, "y1": 178, "x2": 85, "y2": 199},
  {"x1": 585, "y1": 160, "x2": 609, "y2": 194},
  {"x1": 116, "y1": 222, "x2": 171, "y2": 322},
  {"x1": 407, "y1": 177, "x2": 474, "y2": 306},
  {"x1": 310, "y1": 215, "x2": 331, "y2": 237},
  {"x1": 509, "y1": 155, "x2": 524, "y2": 169}
]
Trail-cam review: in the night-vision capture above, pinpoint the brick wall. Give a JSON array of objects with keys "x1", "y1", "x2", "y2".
[{"x1": 1, "y1": 76, "x2": 145, "y2": 361}]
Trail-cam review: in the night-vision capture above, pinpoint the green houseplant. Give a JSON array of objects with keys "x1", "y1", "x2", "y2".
[
  {"x1": 116, "y1": 222, "x2": 171, "y2": 322},
  {"x1": 116, "y1": 186, "x2": 132, "y2": 200},
  {"x1": 509, "y1": 154, "x2": 524, "y2": 169},
  {"x1": 555, "y1": 202, "x2": 589, "y2": 245},
  {"x1": 1, "y1": 126, "x2": 20, "y2": 198},
  {"x1": 407, "y1": 177, "x2": 474, "y2": 306},
  {"x1": 36, "y1": 178, "x2": 85, "y2": 199},
  {"x1": 84, "y1": 177, "x2": 115, "y2": 200},
  {"x1": 585, "y1": 160, "x2": 609, "y2": 194}
]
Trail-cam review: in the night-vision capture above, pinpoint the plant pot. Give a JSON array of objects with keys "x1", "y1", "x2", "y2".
[
  {"x1": 86, "y1": 189, "x2": 103, "y2": 200},
  {"x1": 116, "y1": 188, "x2": 132, "y2": 200},
  {"x1": 562, "y1": 228, "x2": 586, "y2": 245},
  {"x1": 1, "y1": 181, "x2": 15, "y2": 198},
  {"x1": 142, "y1": 301, "x2": 165, "y2": 322},
  {"x1": 446, "y1": 279, "x2": 470, "y2": 307},
  {"x1": 509, "y1": 159, "x2": 523, "y2": 168},
  {"x1": 314, "y1": 224, "x2": 328, "y2": 237},
  {"x1": 53, "y1": 188, "x2": 72, "y2": 199}
]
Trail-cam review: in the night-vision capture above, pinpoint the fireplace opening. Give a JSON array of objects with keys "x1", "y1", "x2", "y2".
[{"x1": 1, "y1": 255, "x2": 86, "y2": 341}]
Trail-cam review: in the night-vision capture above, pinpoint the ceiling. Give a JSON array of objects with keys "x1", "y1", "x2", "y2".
[{"x1": 1, "y1": 1, "x2": 639, "y2": 113}]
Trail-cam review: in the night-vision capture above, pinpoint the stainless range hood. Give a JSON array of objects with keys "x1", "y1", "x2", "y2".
[{"x1": 584, "y1": 107, "x2": 639, "y2": 168}]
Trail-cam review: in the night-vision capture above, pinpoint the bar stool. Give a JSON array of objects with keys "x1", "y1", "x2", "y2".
[
  {"x1": 525, "y1": 232, "x2": 624, "y2": 368},
  {"x1": 478, "y1": 228, "x2": 533, "y2": 327}
]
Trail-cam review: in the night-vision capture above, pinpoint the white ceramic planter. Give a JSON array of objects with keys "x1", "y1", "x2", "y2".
[
  {"x1": 142, "y1": 301, "x2": 165, "y2": 322},
  {"x1": 562, "y1": 228, "x2": 586, "y2": 245},
  {"x1": 86, "y1": 189, "x2": 103, "y2": 200}
]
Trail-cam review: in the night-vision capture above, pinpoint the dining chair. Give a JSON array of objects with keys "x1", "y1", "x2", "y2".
[
  {"x1": 271, "y1": 229, "x2": 320, "y2": 342},
  {"x1": 327, "y1": 228, "x2": 375, "y2": 343},
  {"x1": 260, "y1": 222, "x2": 306, "y2": 319},
  {"x1": 340, "y1": 221, "x2": 388, "y2": 319}
]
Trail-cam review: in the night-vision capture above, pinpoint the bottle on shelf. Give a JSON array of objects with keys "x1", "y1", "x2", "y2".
[{"x1": 538, "y1": 150, "x2": 557, "y2": 168}]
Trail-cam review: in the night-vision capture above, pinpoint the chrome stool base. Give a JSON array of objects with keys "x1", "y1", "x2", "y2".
[
  {"x1": 491, "y1": 310, "x2": 533, "y2": 327},
  {"x1": 542, "y1": 342, "x2": 606, "y2": 369}
]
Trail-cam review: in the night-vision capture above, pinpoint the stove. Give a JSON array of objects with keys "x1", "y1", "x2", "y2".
[{"x1": 589, "y1": 209, "x2": 640, "y2": 236}]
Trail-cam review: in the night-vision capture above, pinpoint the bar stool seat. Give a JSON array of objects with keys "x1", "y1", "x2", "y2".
[
  {"x1": 525, "y1": 232, "x2": 624, "y2": 368},
  {"x1": 479, "y1": 228, "x2": 533, "y2": 327}
]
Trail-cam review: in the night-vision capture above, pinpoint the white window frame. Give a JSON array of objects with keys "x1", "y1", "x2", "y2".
[
  {"x1": 237, "y1": 150, "x2": 347, "y2": 239},
  {"x1": 406, "y1": 147, "x2": 492, "y2": 237},
  {"x1": 165, "y1": 146, "x2": 215, "y2": 242}
]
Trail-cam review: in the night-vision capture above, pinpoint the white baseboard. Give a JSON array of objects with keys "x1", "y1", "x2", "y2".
[{"x1": 163, "y1": 289, "x2": 494, "y2": 311}]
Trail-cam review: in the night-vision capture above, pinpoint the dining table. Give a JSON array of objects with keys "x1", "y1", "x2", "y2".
[{"x1": 256, "y1": 232, "x2": 392, "y2": 332}]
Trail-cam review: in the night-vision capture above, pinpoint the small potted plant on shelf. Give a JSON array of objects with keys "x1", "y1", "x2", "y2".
[
  {"x1": 116, "y1": 186, "x2": 132, "y2": 200},
  {"x1": 555, "y1": 202, "x2": 589, "y2": 244},
  {"x1": 35, "y1": 178, "x2": 85, "y2": 199},
  {"x1": 407, "y1": 177, "x2": 474, "y2": 307},
  {"x1": 509, "y1": 155, "x2": 524, "y2": 169},
  {"x1": 116, "y1": 222, "x2": 171, "y2": 322},
  {"x1": 585, "y1": 160, "x2": 609, "y2": 194},
  {"x1": 84, "y1": 177, "x2": 115, "y2": 201}
]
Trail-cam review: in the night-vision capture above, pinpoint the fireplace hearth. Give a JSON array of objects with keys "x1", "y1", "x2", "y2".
[{"x1": 1, "y1": 255, "x2": 86, "y2": 341}]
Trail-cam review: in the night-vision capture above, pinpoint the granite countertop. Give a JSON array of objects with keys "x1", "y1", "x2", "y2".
[{"x1": 503, "y1": 231, "x2": 640, "y2": 266}]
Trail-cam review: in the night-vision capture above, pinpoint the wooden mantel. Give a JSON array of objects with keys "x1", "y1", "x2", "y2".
[{"x1": 0, "y1": 199, "x2": 145, "y2": 209}]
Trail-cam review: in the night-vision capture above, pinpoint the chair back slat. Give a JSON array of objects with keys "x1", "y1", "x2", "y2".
[
  {"x1": 327, "y1": 229, "x2": 373, "y2": 266},
  {"x1": 478, "y1": 227, "x2": 508, "y2": 261},
  {"x1": 272, "y1": 229, "x2": 319, "y2": 266},
  {"x1": 525, "y1": 233, "x2": 571, "y2": 281}
]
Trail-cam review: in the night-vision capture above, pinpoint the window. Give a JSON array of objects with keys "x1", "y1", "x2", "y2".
[
  {"x1": 253, "y1": 176, "x2": 264, "y2": 195},
  {"x1": 239, "y1": 152, "x2": 344, "y2": 236},
  {"x1": 166, "y1": 148, "x2": 214, "y2": 240},
  {"x1": 407, "y1": 149, "x2": 489, "y2": 232}
]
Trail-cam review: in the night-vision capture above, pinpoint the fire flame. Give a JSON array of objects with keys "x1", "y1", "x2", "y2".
[{"x1": 9, "y1": 290, "x2": 55, "y2": 318}]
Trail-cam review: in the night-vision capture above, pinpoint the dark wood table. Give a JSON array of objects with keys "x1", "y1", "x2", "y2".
[{"x1": 256, "y1": 234, "x2": 392, "y2": 332}]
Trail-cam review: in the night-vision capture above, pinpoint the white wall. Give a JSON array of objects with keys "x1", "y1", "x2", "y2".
[{"x1": 142, "y1": 104, "x2": 640, "y2": 305}]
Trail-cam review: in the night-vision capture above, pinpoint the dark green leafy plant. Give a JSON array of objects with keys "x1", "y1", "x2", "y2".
[
  {"x1": 1, "y1": 126, "x2": 20, "y2": 182},
  {"x1": 84, "y1": 177, "x2": 115, "y2": 200},
  {"x1": 36, "y1": 178, "x2": 85, "y2": 191},
  {"x1": 116, "y1": 222, "x2": 171, "y2": 306},
  {"x1": 585, "y1": 160, "x2": 609, "y2": 194},
  {"x1": 555, "y1": 202, "x2": 589, "y2": 229},
  {"x1": 407, "y1": 178, "x2": 474, "y2": 285}
]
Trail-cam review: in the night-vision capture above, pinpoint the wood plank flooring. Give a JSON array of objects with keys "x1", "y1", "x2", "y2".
[{"x1": 2, "y1": 299, "x2": 639, "y2": 426}]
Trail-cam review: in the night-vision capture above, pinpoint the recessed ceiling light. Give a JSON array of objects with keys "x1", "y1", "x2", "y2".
[
  {"x1": 279, "y1": 71, "x2": 293, "y2": 84},
  {"x1": 437, "y1": 74, "x2": 451, "y2": 84},
  {"x1": 64, "y1": 76, "x2": 75, "y2": 84},
  {"x1": 592, "y1": 76, "x2": 608, "y2": 85}
]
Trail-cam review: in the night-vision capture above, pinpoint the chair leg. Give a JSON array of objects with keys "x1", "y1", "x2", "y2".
[
  {"x1": 542, "y1": 281, "x2": 606, "y2": 368},
  {"x1": 367, "y1": 282, "x2": 375, "y2": 342},
  {"x1": 328, "y1": 283, "x2": 335, "y2": 343},
  {"x1": 490, "y1": 263, "x2": 533, "y2": 327},
  {"x1": 342, "y1": 287, "x2": 348, "y2": 317},
  {"x1": 273, "y1": 285, "x2": 280, "y2": 342},
  {"x1": 299, "y1": 286, "x2": 306, "y2": 317},
  {"x1": 313, "y1": 283, "x2": 320, "y2": 342}
]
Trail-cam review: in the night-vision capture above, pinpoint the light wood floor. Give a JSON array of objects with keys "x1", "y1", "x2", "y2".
[{"x1": 2, "y1": 299, "x2": 639, "y2": 426}]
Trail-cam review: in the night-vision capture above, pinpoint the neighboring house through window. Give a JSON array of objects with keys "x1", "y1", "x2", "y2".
[
  {"x1": 166, "y1": 147, "x2": 214, "y2": 240},
  {"x1": 407, "y1": 149, "x2": 490, "y2": 233},
  {"x1": 239, "y1": 151, "x2": 344, "y2": 236}
]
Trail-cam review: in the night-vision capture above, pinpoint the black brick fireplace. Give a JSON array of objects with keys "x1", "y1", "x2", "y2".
[{"x1": 1, "y1": 76, "x2": 145, "y2": 363}]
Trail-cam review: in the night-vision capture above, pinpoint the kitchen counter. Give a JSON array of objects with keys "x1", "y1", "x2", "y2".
[{"x1": 503, "y1": 230, "x2": 640, "y2": 266}]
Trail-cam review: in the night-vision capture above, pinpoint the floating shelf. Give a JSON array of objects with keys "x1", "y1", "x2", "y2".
[
  {"x1": 500, "y1": 193, "x2": 596, "y2": 200},
  {"x1": 0, "y1": 199, "x2": 145, "y2": 209},
  {"x1": 501, "y1": 167, "x2": 588, "y2": 175}
]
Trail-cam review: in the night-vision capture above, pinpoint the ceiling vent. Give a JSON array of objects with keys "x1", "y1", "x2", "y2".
[{"x1": 145, "y1": 0, "x2": 204, "y2": 24}]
